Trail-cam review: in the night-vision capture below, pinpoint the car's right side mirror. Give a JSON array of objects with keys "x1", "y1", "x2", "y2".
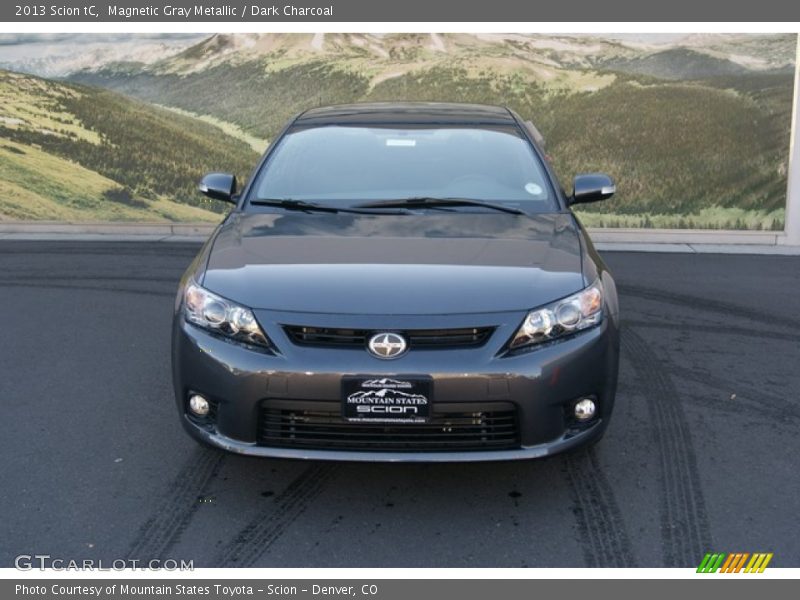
[
  {"x1": 198, "y1": 172, "x2": 238, "y2": 204},
  {"x1": 569, "y1": 173, "x2": 615, "y2": 206}
]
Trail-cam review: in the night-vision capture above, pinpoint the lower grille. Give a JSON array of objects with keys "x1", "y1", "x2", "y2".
[
  {"x1": 283, "y1": 325, "x2": 494, "y2": 349},
  {"x1": 258, "y1": 401, "x2": 519, "y2": 452}
]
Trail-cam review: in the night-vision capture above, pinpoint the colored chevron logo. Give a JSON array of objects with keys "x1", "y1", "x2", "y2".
[{"x1": 697, "y1": 553, "x2": 773, "y2": 573}]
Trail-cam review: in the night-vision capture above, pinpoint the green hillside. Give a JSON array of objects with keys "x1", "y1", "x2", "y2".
[
  {"x1": 0, "y1": 139, "x2": 215, "y2": 222},
  {"x1": 0, "y1": 70, "x2": 259, "y2": 222},
  {"x1": 600, "y1": 48, "x2": 749, "y2": 80},
  {"x1": 73, "y1": 60, "x2": 371, "y2": 140}
]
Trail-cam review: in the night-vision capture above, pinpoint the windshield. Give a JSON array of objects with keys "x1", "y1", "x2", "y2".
[{"x1": 248, "y1": 124, "x2": 556, "y2": 211}]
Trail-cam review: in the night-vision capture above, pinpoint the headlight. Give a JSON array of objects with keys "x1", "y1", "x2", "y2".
[
  {"x1": 183, "y1": 281, "x2": 271, "y2": 349},
  {"x1": 508, "y1": 280, "x2": 603, "y2": 350}
]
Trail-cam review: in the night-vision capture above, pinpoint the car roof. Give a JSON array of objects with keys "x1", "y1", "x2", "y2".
[{"x1": 294, "y1": 102, "x2": 518, "y2": 126}]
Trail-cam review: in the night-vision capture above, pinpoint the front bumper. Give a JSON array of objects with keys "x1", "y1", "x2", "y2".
[{"x1": 171, "y1": 307, "x2": 620, "y2": 462}]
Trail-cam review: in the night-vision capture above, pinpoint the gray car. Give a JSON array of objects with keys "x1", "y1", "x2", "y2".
[{"x1": 172, "y1": 102, "x2": 620, "y2": 462}]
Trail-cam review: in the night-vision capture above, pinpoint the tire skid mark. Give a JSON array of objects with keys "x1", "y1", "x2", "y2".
[
  {"x1": 622, "y1": 328, "x2": 712, "y2": 566},
  {"x1": 126, "y1": 449, "x2": 226, "y2": 561},
  {"x1": 624, "y1": 319, "x2": 799, "y2": 343},
  {"x1": 673, "y1": 369, "x2": 800, "y2": 426},
  {"x1": 620, "y1": 285, "x2": 800, "y2": 331},
  {"x1": 563, "y1": 449, "x2": 638, "y2": 567},
  {"x1": 217, "y1": 464, "x2": 337, "y2": 567},
  {"x1": 623, "y1": 319, "x2": 799, "y2": 424}
]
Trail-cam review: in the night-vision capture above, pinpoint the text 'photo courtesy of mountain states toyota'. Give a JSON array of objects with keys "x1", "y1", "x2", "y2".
[{"x1": 172, "y1": 102, "x2": 620, "y2": 462}]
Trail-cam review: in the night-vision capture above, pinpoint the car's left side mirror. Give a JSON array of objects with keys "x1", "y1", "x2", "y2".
[
  {"x1": 199, "y1": 172, "x2": 238, "y2": 204},
  {"x1": 569, "y1": 173, "x2": 615, "y2": 206}
]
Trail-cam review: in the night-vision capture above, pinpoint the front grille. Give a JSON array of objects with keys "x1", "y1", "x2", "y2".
[
  {"x1": 257, "y1": 401, "x2": 519, "y2": 452},
  {"x1": 283, "y1": 325, "x2": 494, "y2": 349}
]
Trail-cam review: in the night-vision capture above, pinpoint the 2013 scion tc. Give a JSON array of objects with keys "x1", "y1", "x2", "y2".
[{"x1": 172, "y1": 102, "x2": 620, "y2": 462}]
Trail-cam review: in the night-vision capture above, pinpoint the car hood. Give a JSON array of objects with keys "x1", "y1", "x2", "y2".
[{"x1": 202, "y1": 212, "x2": 584, "y2": 314}]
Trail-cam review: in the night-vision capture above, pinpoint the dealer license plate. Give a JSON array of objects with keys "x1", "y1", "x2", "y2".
[{"x1": 342, "y1": 376, "x2": 431, "y2": 423}]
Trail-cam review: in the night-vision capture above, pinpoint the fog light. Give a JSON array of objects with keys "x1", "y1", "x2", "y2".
[
  {"x1": 188, "y1": 394, "x2": 210, "y2": 417},
  {"x1": 574, "y1": 398, "x2": 596, "y2": 421}
]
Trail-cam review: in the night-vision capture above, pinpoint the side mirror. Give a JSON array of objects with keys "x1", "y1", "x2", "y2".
[
  {"x1": 569, "y1": 173, "x2": 615, "y2": 206},
  {"x1": 198, "y1": 172, "x2": 237, "y2": 204}
]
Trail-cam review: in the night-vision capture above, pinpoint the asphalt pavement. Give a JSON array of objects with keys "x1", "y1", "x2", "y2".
[{"x1": 1, "y1": 241, "x2": 798, "y2": 568}]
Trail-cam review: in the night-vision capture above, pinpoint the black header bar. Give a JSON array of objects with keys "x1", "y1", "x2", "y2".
[{"x1": 4, "y1": 0, "x2": 800, "y2": 22}]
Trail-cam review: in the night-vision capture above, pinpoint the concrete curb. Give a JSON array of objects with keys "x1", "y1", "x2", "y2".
[
  {"x1": 0, "y1": 222, "x2": 216, "y2": 236},
  {"x1": 589, "y1": 228, "x2": 788, "y2": 246},
  {"x1": 594, "y1": 242, "x2": 800, "y2": 255},
  {"x1": 1, "y1": 223, "x2": 799, "y2": 254}
]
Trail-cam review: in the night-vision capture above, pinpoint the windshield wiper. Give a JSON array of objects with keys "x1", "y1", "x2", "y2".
[
  {"x1": 354, "y1": 197, "x2": 525, "y2": 215},
  {"x1": 250, "y1": 199, "x2": 406, "y2": 215}
]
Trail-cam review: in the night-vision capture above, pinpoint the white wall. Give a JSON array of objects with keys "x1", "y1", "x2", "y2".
[{"x1": 783, "y1": 34, "x2": 800, "y2": 246}]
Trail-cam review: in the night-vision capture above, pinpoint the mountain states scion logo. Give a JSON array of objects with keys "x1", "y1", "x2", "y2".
[{"x1": 346, "y1": 388, "x2": 428, "y2": 405}]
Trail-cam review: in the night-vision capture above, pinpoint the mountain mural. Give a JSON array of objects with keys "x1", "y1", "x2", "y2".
[{"x1": 0, "y1": 33, "x2": 795, "y2": 229}]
